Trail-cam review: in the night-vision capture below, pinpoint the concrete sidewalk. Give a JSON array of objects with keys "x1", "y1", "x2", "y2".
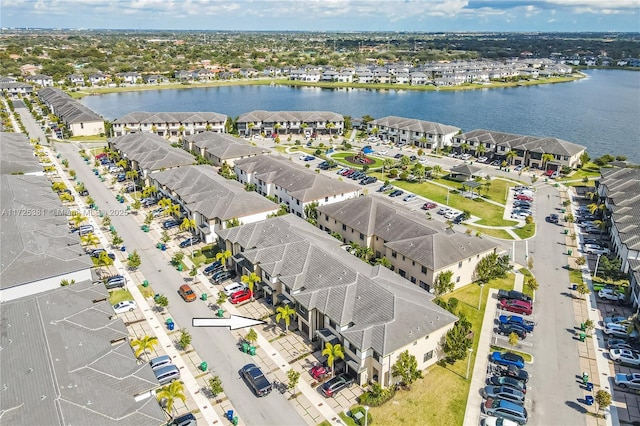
[{"x1": 462, "y1": 288, "x2": 500, "y2": 426}]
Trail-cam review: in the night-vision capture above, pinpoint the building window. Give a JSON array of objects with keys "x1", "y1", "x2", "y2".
[
  {"x1": 360, "y1": 233, "x2": 364, "y2": 240},
  {"x1": 325, "y1": 214, "x2": 329, "y2": 221},
  {"x1": 392, "y1": 251, "x2": 397, "y2": 258},
  {"x1": 424, "y1": 351, "x2": 433, "y2": 362},
  {"x1": 373, "y1": 351, "x2": 381, "y2": 362},
  {"x1": 421, "y1": 266, "x2": 427, "y2": 274},
  {"x1": 410, "y1": 276, "x2": 416, "y2": 284},
  {"x1": 456, "y1": 276, "x2": 460, "y2": 283},
  {"x1": 342, "y1": 224, "x2": 347, "y2": 231},
  {"x1": 399, "y1": 269, "x2": 406, "y2": 278},
  {"x1": 458, "y1": 261, "x2": 462, "y2": 268}
]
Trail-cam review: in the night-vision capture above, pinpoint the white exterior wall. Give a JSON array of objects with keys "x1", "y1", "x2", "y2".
[
  {"x1": 69, "y1": 120, "x2": 105, "y2": 137},
  {"x1": 0, "y1": 268, "x2": 93, "y2": 302}
]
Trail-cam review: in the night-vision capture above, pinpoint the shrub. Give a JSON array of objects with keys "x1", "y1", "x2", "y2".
[{"x1": 358, "y1": 382, "x2": 395, "y2": 406}]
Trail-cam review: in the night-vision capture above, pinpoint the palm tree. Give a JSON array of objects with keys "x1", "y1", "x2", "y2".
[
  {"x1": 506, "y1": 150, "x2": 517, "y2": 165},
  {"x1": 215, "y1": 249, "x2": 232, "y2": 270},
  {"x1": 326, "y1": 122, "x2": 335, "y2": 136},
  {"x1": 131, "y1": 335, "x2": 159, "y2": 360},
  {"x1": 431, "y1": 165, "x2": 443, "y2": 179},
  {"x1": 125, "y1": 169, "x2": 139, "y2": 193},
  {"x1": 274, "y1": 123, "x2": 282, "y2": 136},
  {"x1": 241, "y1": 272, "x2": 261, "y2": 300},
  {"x1": 275, "y1": 304, "x2": 296, "y2": 333},
  {"x1": 142, "y1": 185, "x2": 158, "y2": 199},
  {"x1": 322, "y1": 342, "x2": 345, "y2": 377},
  {"x1": 156, "y1": 381, "x2": 187, "y2": 416},
  {"x1": 541, "y1": 153, "x2": 555, "y2": 170},
  {"x1": 96, "y1": 250, "x2": 114, "y2": 274},
  {"x1": 460, "y1": 143, "x2": 470, "y2": 154},
  {"x1": 158, "y1": 197, "x2": 172, "y2": 214},
  {"x1": 116, "y1": 159, "x2": 127, "y2": 170},
  {"x1": 80, "y1": 233, "x2": 100, "y2": 249},
  {"x1": 247, "y1": 122, "x2": 255, "y2": 137},
  {"x1": 167, "y1": 203, "x2": 182, "y2": 218},
  {"x1": 475, "y1": 144, "x2": 486, "y2": 158},
  {"x1": 70, "y1": 213, "x2": 89, "y2": 228},
  {"x1": 180, "y1": 217, "x2": 196, "y2": 233}
]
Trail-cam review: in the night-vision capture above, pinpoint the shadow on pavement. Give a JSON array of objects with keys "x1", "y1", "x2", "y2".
[{"x1": 565, "y1": 400, "x2": 588, "y2": 414}]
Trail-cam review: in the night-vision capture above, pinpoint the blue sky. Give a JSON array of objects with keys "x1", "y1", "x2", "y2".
[{"x1": 2, "y1": 0, "x2": 639, "y2": 32}]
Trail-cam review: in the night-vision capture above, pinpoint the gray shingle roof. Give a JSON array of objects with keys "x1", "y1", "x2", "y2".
[
  {"x1": 450, "y1": 163, "x2": 482, "y2": 177},
  {"x1": 151, "y1": 165, "x2": 278, "y2": 220},
  {"x1": 0, "y1": 132, "x2": 43, "y2": 175},
  {"x1": 109, "y1": 133, "x2": 195, "y2": 171},
  {"x1": 217, "y1": 215, "x2": 457, "y2": 356},
  {"x1": 185, "y1": 131, "x2": 269, "y2": 159},
  {"x1": 0, "y1": 280, "x2": 165, "y2": 426},
  {"x1": 234, "y1": 156, "x2": 360, "y2": 202},
  {"x1": 369, "y1": 116, "x2": 460, "y2": 135},
  {"x1": 237, "y1": 110, "x2": 343, "y2": 124},
  {"x1": 38, "y1": 87, "x2": 103, "y2": 124},
  {"x1": 0, "y1": 175, "x2": 92, "y2": 290},
  {"x1": 457, "y1": 129, "x2": 585, "y2": 156},
  {"x1": 113, "y1": 111, "x2": 227, "y2": 125},
  {"x1": 600, "y1": 168, "x2": 640, "y2": 250}
]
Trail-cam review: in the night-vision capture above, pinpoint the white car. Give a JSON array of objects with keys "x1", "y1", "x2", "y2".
[
  {"x1": 476, "y1": 157, "x2": 488, "y2": 163},
  {"x1": 112, "y1": 300, "x2": 137, "y2": 314},
  {"x1": 460, "y1": 153, "x2": 472, "y2": 160},
  {"x1": 598, "y1": 288, "x2": 625, "y2": 302},
  {"x1": 615, "y1": 373, "x2": 640, "y2": 390},
  {"x1": 418, "y1": 158, "x2": 428, "y2": 165},
  {"x1": 584, "y1": 244, "x2": 610, "y2": 255},
  {"x1": 481, "y1": 416, "x2": 519, "y2": 426},
  {"x1": 610, "y1": 348, "x2": 640, "y2": 366},
  {"x1": 438, "y1": 207, "x2": 452, "y2": 215},
  {"x1": 443, "y1": 210, "x2": 458, "y2": 220},
  {"x1": 403, "y1": 194, "x2": 417, "y2": 202},
  {"x1": 223, "y1": 282, "x2": 247, "y2": 297},
  {"x1": 511, "y1": 212, "x2": 531, "y2": 220},
  {"x1": 603, "y1": 322, "x2": 638, "y2": 339},
  {"x1": 377, "y1": 150, "x2": 388, "y2": 155}
]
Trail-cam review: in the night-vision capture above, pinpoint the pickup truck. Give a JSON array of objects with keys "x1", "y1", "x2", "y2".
[
  {"x1": 498, "y1": 289, "x2": 532, "y2": 304},
  {"x1": 240, "y1": 363, "x2": 272, "y2": 397},
  {"x1": 499, "y1": 314, "x2": 536, "y2": 333}
]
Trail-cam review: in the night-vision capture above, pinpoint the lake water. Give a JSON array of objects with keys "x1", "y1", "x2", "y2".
[{"x1": 81, "y1": 69, "x2": 640, "y2": 163}]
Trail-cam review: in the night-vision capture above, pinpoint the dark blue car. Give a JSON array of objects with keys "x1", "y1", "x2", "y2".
[
  {"x1": 499, "y1": 315, "x2": 535, "y2": 333},
  {"x1": 491, "y1": 351, "x2": 525, "y2": 369}
]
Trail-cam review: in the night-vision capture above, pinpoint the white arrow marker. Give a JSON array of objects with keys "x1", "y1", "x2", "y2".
[{"x1": 192, "y1": 315, "x2": 265, "y2": 330}]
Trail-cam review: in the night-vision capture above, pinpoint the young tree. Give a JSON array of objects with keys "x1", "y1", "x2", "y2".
[
  {"x1": 576, "y1": 282, "x2": 591, "y2": 299},
  {"x1": 525, "y1": 276, "x2": 539, "y2": 293},
  {"x1": 155, "y1": 294, "x2": 169, "y2": 311},
  {"x1": 179, "y1": 330, "x2": 192, "y2": 351},
  {"x1": 144, "y1": 212, "x2": 154, "y2": 225},
  {"x1": 443, "y1": 320, "x2": 473, "y2": 364},
  {"x1": 102, "y1": 214, "x2": 111, "y2": 228},
  {"x1": 322, "y1": 342, "x2": 345, "y2": 378},
  {"x1": 157, "y1": 381, "x2": 187, "y2": 416},
  {"x1": 131, "y1": 335, "x2": 159, "y2": 360},
  {"x1": 276, "y1": 304, "x2": 297, "y2": 333},
  {"x1": 216, "y1": 291, "x2": 228, "y2": 309},
  {"x1": 189, "y1": 265, "x2": 198, "y2": 281},
  {"x1": 595, "y1": 389, "x2": 611, "y2": 416},
  {"x1": 160, "y1": 230, "x2": 171, "y2": 244},
  {"x1": 304, "y1": 201, "x2": 319, "y2": 225},
  {"x1": 60, "y1": 278, "x2": 76, "y2": 286},
  {"x1": 391, "y1": 350, "x2": 422, "y2": 389},
  {"x1": 111, "y1": 232, "x2": 123, "y2": 247},
  {"x1": 287, "y1": 369, "x2": 301, "y2": 396},
  {"x1": 433, "y1": 270, "x2": 454, "y2": 296},
  {"x1": 508, "y1": 332, "x2": 520, "y2": 349},
  {"x1": 126, "y1": 250, "x2": 141, "y2": 269},
  {"x1": 245, "y1": 328, "x2": 258, "y2": 345},
  {"x1": 208, "y1": 376, "x2": 224, "y2": 398}
]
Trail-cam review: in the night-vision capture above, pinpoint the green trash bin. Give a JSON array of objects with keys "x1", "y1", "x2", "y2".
[
  {"x1": 232, "y1": 416, "x2": 238, "y2": 426},
  {"x1": 177, "y1": 264, "x2": 183, "y2": 272},
  {"x1": 568, "y1": 249, "x2": 573, "y2": 256},
  {"x1": 579, "y1": 333, "x2": 586, "y2": 342},
  {"x1": 564, "y1": 228, "x2": 568, "y2": 234},
  {"x1": 242, "y1": 342, "x2": 249, "y2": 353},
  {"x1": 200, "y1": 361, "x2": 208, "y2": 371},
  {"x1": 143, "y1": 280, "x2": 149, "y2": 287},
  {"x1": 201, "y1": 293, "x2": 207, "y2": 301},
  {"x1": 580, "y1": 323, "x2": 586, "y2": 331},
  {"x1": 157, "y1": 243, "x2": 162, "y2": 249},
  {"x1": 110, "y1": 225, "x2": 115, "y2": 232},
  {"x1": 217, "y1": 309, "x2": 224, "y2": 318},
  {"x1": 249, "y1": 346, "x2": 256, "y2": 356}
]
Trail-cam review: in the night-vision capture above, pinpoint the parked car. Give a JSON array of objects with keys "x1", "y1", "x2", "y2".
[
  {"x1": 604, "y1": 316, "x2": 630, "y2": 326},
  {"x1": 598, "y1": 288, "x2": 625, "y2": 302},
  {"x1": 513, "y1": 201, "x2": 532, "y2": 209},
  {"x1": 422, "y1": 202, "x2": 437, "y2": 210},
  {"x1": 203, "y1": 261, "x2": 222, "y2": 275},
  {"x1": 460, "y1": 153, "x2": 472, "y2": 160},
  {"x1": 607, "y1": 339, "x2": 635, "y2": 351},
  {"x1": 320, "y1": 373, "x2": 354, "y2": 397},
  {"x1": 615, "y1": 373, "x2": 640, "y2": 390},
  {"x1": 377, "y1": 184, "x2": 393, "y2": 192},
  {"x1": 498, "y1": 290, "x2": 532, "y2": 304},
  {"x1": 437, "y1": 207, "x2": 452, "y2": 215},
  {"x1": 499, "y1": 315, "x2": 535, "y2": 333},
  {"x1": 169, "y1": 413, "x2": 197, "y2": 426},
  {"x1": 309, "y1": 363, "x2": 331, "y2": 380},
  {"x1": 443, "y1": 210, "x2": 458, "y2": 220},
  {"x1": 179, "y1": 235, "x2": 201, "y2": 248},
  {"x1": 112, "y1": 300, "x2": 137, "y2": 314},
  {"x1": 584, "y1": 243, "x2": 610, "y2": 255},
  {"x1": 223, "y1": 282, "x2": 247, "y2": 297},
  {"x1": 511, "y1": 212, "x2": 531, "y2": 220},
  {"x1": 515, "y1": 194, "x2": 533, "y2": 202},
  {"x1": 104, "y1": 275, "x2": 126, "y2": 290},
  {"x1": 477, "y1": 156, "x2": 488, "y2": 163},
  {"x1": 482, "y1": 398, "x2": 528, "y2": 425},
  {"x1": 496, "y1": 365, "x2": 529, "y2": 383},
  {"x1": 500, "y1": 300, "x2": 533, "y2": 315},
  {"x1": 240, "y1": 363, "x2": 272, "y2": 397},
  {"x1": 603, "y1": 323, "x2": 639, "y2": 339},
  {"x1": 403, "y1": 194, "x2": 417, "y2": 202},
  {"x1": 513, "y1": 164, "x2": 524, "y2": 172},
  {"x1": 163, "y1": 219, "x2": 179, "y2": 229},
  {"x1": 497, "y1": 323, "x2": 528, "y2": 339},
  {"x1": 213, "y1": 270, "x2": 237, "y2": 283},
  {"x1": 610, "y1": 348, "x2": 640, "y2": 367},
  {"x1": 89, "y1": 249, "x2": 116, "y2": 260},
  {"x1": 491, "y1": 352, "x2": 525, "y2": 369},
  {"x1": 452, "y1": 214, "x2": 466, "y2": 224},
  {"x1": 389, "y1": 189, "x2": 404, "y2": 198},
  {"x1": 583, "y1": 226, "x2": 602, "y2": 234},
  {"x1": 481, "y1": 385, "x2": 526, "y2": 405},
  {"x1": 490, "y1": 160, "x2": 501, "y2": 167},
  {"x1": 488, "y1": 375, "x2": 527, "y2": 394},
  {"x1": 78, "y1": 189, "x2": 89, "y2": 196},
  {"x1": 230, "y1": 288, "x2": 252, "y2": 304},
  {"x1": 178, "y1": 284, "x2": 197, "y2": 302},
  {"x1": 481, "y1": 416, "x2": 519, "y2": 426}
]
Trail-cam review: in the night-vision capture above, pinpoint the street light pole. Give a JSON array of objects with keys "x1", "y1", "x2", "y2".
[
  {"x1": 364, "y1": 405, "x2": 370, "y2": 426},
  {"x1": 466, "y1": 348, "x2": 474, "y2": 380},
  {"x1": 594, "y1": 253, "x2": 602, "y2": 278},
  {"x1": 478, "y1": 284, "x2": 485, "y2": 310}
]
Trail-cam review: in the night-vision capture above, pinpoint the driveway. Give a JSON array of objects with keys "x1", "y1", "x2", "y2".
[{"x1": 54, "y1": 141, "x2": 307, "y2": 426}]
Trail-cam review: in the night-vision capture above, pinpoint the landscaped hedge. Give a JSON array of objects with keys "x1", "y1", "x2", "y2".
[{"x1": 358, "y1": 382, "x2": 396, "y2": 406}]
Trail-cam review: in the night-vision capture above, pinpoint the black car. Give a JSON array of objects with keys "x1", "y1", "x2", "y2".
[
  {"x1": 452, "y1": 214, "x2": 466, "y2": 224},
  {"x1": 497, "y1": 323, "x2": 528, "y2": 339},
  {"x1": 169, "y1": 413, "x2": 196, "y2": 426},
  {"x1": 179, "y1": 235, "x2": 201, "y2": 248},
  {"x1": 240, "y1": 363, "x2": 272, "y2": 397},
  {"x1": 321, "y1": 373, "x2": 354, "y2": 397},
  {"x1": 497, "y1": 290, "x2": 533, "y2": 304},
  {"x1": 163, "y1": 219, "x2": 179, "y2": 229},
  {"x1": 78, "y1": 189, "x2": 89, "y2": 196},
  {"x1": 488, "y1": 375, "x2": 527, "y2": 394},
  {"x1": 203, "y1": 261, "x2": 222, "y2": 275},
  {"x1": 394, "y1": 153, "x2": 403, "y2": 159},
  {"x1": 496, "y1": 365, "x2": 529, "y2": 384},
  {"x1": 89, "y1": 249, "x2": 116, "y2": 260},
  {"x1": 389, "y1": 189, "x2": 404, "y2": 197}
]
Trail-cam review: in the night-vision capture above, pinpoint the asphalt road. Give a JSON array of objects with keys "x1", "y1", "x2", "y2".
[{"x1": 52, "y1": 138, "x2": 306, "y2": 426}]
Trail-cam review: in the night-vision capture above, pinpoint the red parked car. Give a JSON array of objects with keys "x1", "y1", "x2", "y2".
[
  {"x1": 500, "y1": 299, "x2": 533, "y2": 315},
  {"x1": 230, "y1": 288, "x2": 252, "y2": 304},
  {"x1": 422, "y1": 202, "x2": 437, "y2": 210},
  {"x1": 310, "y1": 364, "x2": 331, "y2": 380},
  {"x1": 516, "y1": 195, "x2": 534, "y2": 202}
]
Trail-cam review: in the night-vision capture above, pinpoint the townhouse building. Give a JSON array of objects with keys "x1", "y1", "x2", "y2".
[
  {"x1": 216, "y1": 215, "x2": 458, "y2": 387},
  {"x1": 233, "y1": 155, "x2": 360, "y2": 218},
  {"x1": 67, "y1": 73, "x2": 85, "y2": 86},
  {"x1": 26, "y1": 74, "x2": 54, "y2": 87},
  {"x1": 116, "y1": 72, "x2": 141, "y2": 84},
  {"x1": 367, "y1": 116, "x2": 460, "y2": 151},
  {"x1": 0, "y1": 81, "x2": 33, "y2": 97},
  {"x1": 316, "y1": 196, "x2": 498, "y2": 291},
  {"x1": 107, "y1": 133, "x2": 195, "y2": 180},
  {"x1": 236, "y1": 110, "x2": 344, "y2": 137},
  {"x1": 596, "y1": 168, "x2": 640, "y2": 274},
  {"x1": 88, "y1": 72, "x2": 108, "y2": 85},
  {"x1": 452, "y1": 129, "x2": 585, "y2": 169},
  {"x1": 112, "y1": 111, "x2": 228, "y2": 137},
  {"x1": 38, "y1": 87, "x2": 105, "y2": 137},
  {"x1": 149, "y1": 165, "x2": 279, "y2": 243},
  {"x1": 183, "y1": 132, "x2": 270, "y2": 167}
]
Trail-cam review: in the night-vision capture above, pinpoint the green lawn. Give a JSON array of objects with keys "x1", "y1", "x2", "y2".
[
  {"x1": 108, "y1": 288, "x2": 134, "y2": 304},
  {"x1": 569, "y1": 268, "x2": 584, "y2": 286},
  {"x1": 370, "y1": 274, "x2": 516, "y2": 426},
  {"x1": 519, "y1": 268, "x2": 534, "y2": 298},
  {"x1": 512, "y1": 223, "x2": 536, "y2": 239},
  {"x1": 190, "y1": 244, "x2": 219, "y2": 267},
  {"x1": 464, "y1": 225, "x2": 513, "y2": 240},
  {"x1": 331, "y1": 151, "x2": 385, "y2": 170},
  {"x1": 490, "y1": 345, "x2": 533, "y2": 363}
]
